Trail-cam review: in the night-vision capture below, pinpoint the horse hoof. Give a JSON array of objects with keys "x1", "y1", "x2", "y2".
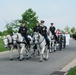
[
  {"x1": 26, "y1": 58, "x2": 29, "y2": 60},
  {"x1": 54, "y1": 50, "x2": 56, "y2": 52},
  {"x1": 39, "y1": 60, "x2": 43, "y2": 62},
  {"x1": 19, "y1": 59, "x2": 22, "y2": 61},
  {"x1": 44, "y1": 58, "x2": 48, "y2": 61},
  {"x1": 33, "y1": 54, "x2": 36, "y2": 57},
  {"x1": 49, "y1": 50, "x2": 52, "y2": 53},
  {"x1": 17, "y1": 57, "x2": 20, "y2": 59},
  {"x1": 38, "y1": 54, "x2": 40, "y2": 56},
  {"x1": 10, "y1": 58, "x2": 13, "y2": 60},
  {"x1": 43, "y1": 58, "x2": 46, "y2": 60},
  {"x1": 45, "y1": 58, "x2": 49, "y2": 61},
  {"x1": 29, "y1": 57, "x2": 31, "y2": 59},
  {"x1": 19, "y1": 58, "x2": 24, "y2": 61},
  {"x1": 22, "y1": 58, "x2": 24, "y2": 60},
  {"x1": 26, "y1": 55, "x2": 28, "y2": 56}
]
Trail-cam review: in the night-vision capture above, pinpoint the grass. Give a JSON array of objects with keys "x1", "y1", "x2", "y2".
[
  {"x1": 67, "y1": 66, "x2": 76, "y2": 75},
  {"x1": 0, "y1": 39, "x2": 7, "y2": 52}
]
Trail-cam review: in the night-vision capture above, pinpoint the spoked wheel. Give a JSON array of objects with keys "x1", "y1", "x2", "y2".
[
  {"x1": 59, "y1": 35, "x2": 62, "y2": 50},
  {"x1": 51, "y1": 42, "x2": 53, "y2": 52},
  {"x1": 63, "y1": 36, "x2": 66, "y2": 49}
]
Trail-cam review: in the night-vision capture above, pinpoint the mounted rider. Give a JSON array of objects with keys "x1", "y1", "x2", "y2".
[
  {"x1": 33, "y1": 21, "x2": 41, "y2": 33},
  {"x1": 18, "y1": 20, "x2": 30, "y2": 45},
  {"x1": 49, "y1": 23, "x2": 59, "y2": 43},
  {"x1": 33, "y1": 21, "x2": 41, "y2": 50},
  {"x1": 40, "y1": 20, "x2": 50, "y2": 49}
]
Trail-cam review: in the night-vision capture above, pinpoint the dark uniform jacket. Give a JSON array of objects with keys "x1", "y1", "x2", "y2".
[
  {"x1": 33, "y1": 26, "x2": 41, "y2": 33},
  {"x1": 40, "y1": 26, "x2": 47, "y2": 36},
  {"x1": 18, "y1": 26, "x2": 27, "y2": 36},
  {"x1": 49, "y1": 26, "x2": 55, "y2": 34}
]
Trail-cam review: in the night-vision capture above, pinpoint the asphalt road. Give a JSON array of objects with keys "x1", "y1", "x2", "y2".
[{"x1": 0, "y1": 39, "x2": 76, "y2": 75}]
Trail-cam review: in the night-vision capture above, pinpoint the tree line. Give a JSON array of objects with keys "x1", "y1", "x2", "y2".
[{"x1": 0, "y1": 8, "x2": 76, "y2": 36}]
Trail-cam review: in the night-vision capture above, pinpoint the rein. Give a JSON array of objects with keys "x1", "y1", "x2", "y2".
[
  {"x1": 13, "y1": 33, "x2": 26, "y2": 44},
  {"x1": 37, "y1": 33, "x2": 45, "y2": 45}
]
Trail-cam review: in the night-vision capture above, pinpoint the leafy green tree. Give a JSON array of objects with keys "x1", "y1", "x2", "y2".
[
  {"x1": 0, "y1": 31, "x2": 2, "y2": 36},
  {"x1": 71, "y1": 27, "x2": 76, "y2": 34},
  {"x1": 22, "y1": 8, "x2": 38, "y2": 34},
  {"x1": 10, "y1": 20, "x2": 21, "y2": 32},
  {"x1": 5, "y1": 23, "x2": 14, "y2": 34},
  {"x1": 64, "y1": 26, "x2": 70, "y2": 34},
  {"x1": 5, "y1": 20, "x2": 20, "y2": 34},
  {"x1": 2, "y1": 30, "x2": 8, "y2": 36}
]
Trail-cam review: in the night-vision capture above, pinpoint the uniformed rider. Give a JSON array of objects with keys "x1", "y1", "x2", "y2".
[
  {"x1": 33, "y1": 21, "x2": 41, "y2": 33},
  {"x1": 49, "y1": 23, "x2": 59, "y2": 43},
  {"x1": 18, "y1": 21, "x2": 30, "y2": 45},
  {"x1": 40, "y1": 20, "x2": 50, "y2": 49}
]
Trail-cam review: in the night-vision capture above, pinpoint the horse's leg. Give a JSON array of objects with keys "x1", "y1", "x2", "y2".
[
  {"x1": 44, "y1": 46, "x2": 49, "y2": 60},
  {"x1": 26, "y1": 47, "x2": 31, "y2": 59},
  {"x1": 19, "y1": 44, "x2": 25, "y2": 61},
  {"x1": 54, "y1": 42, "x2": 56, "y2": 52},
  {"x1": 17, "y1": 44, "x2": 20, "y2": 59},
  {"x1": 9, "y1": 45, "x2": 13, "y2": 60},
  {"x1": 40, "y1": 47, "x2": 45, "y2": 62},
  {"x1": 32, "y1": 44, "x2": 37, "y2": 56},
  {"x1": 49, "y1": 41, "x2": 52, "y2": 53}
]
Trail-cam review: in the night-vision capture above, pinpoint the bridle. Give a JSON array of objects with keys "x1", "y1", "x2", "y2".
[
  {"x1": 13, "y1": 33, "x2": 25, "y2": 44},
  {"x1": 34, "y1": 33, "x2": 45, "y2": 45},
  {"x1": 12, "y1": 34, "x2": 19, "y2": 43},
  {"x1": 4, "y1": 36, "x2": 13, "y2": 47}
]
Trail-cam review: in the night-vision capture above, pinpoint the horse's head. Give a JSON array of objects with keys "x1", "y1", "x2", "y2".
[
  {"x1": 33, "y1": 32, "x2": 40, "y2": 44},
  {"x1": 12, "y1": 33, "x2": 18, "y2": 44},
  {"x1": 3, "y1": 36, "x2": 9, "y2": 48},
  {"x1": 47, "y1": 30, "x2": 52, "y2": 37},
  {"x1": 3, "y1": 35, "x2": 13, "y2": 48},
  {"x1": 28, "y1": 35, "x2": 33, "y2": 44}
]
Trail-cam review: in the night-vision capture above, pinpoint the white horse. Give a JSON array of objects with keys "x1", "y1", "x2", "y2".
[
  {"x1": 12, "y1": 33, "x2": 27, "y2": 60},
  {"x1": 47, "y1": 30, "x2": 57, "y2": 52},
  {"x1": 3, "y1": 35, "x2": 14, "y2": 60},
  {"x1": 33, "y1": 32, "x2": 49, "y2": 62},
  {"x1": 12, "y1": 33, "x2": 34, "y2": 60}
]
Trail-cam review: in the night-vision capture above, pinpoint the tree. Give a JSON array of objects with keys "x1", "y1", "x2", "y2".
[
  {"x1": 10, "y1": 20, "x2": 21, "y2": 32},
  {"x1": 2, "y1": 30, "x2": 8, "y2": 36},
  {"x1": 5, "y1": 20, "x2": 20, "y2": 34},
  {"x1": 64, "y1": 26, "x2": 70, "y2": 34},
  {"x1": 22, "y1": 8, "x2": 38, "y2": 34},
  {"x1": 5, "y1": 23, "x2": 14, "y2": 34},
  {"x1": 0, "y1": 31, "x2": 2, "y2": 36},
  {"x1": 71, "y1": 27, "x2": 76, "y2": 34}
]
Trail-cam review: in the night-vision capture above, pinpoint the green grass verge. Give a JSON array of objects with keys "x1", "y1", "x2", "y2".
[
  {"x1": 67, "y1": 66, "x2": 76, "y2": 75},
  {"x1": 0, "y1": 39, "x2": 7, "y2": 52}
]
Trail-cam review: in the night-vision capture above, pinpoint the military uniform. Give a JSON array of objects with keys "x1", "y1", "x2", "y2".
[
  {"x1": 33, "y1": 25, "x2": 41, "y2": 33},
  {"x1": 40, "y1": 25, "x2": 50, "y2": 49},
  {"x1": 18, "y1": 26, "x2": 29, "y2": 45},
  {"x1": 49, "y1": 26, "x2": 55, "y2": 34},
  {"x1": 49, "y1": 25, "x2": 58, "y2": 42}
]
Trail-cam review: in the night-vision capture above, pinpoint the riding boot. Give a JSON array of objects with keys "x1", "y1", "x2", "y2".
[
  {"x1": 27, "y1": 41, "x2": 30, "y2": 47},
  {"x1": 48, "y1": 44, "x2": 50, "y2": 49}
]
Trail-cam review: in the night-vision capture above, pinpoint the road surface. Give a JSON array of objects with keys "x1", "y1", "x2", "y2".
[{"x1": 0, "y1": 39, "x2": 76, "y2": 75}]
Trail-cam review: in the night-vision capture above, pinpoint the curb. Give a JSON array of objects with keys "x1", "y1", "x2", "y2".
[
  {"x1": 60, "y1": 58, "x2": 76, "y2": 75},
  {"x1": 0, "y1": 51, "x2": 9, "y2": 55},
  {"x1": 0, "y1": 50, "x2": 17, "y2": 55}
]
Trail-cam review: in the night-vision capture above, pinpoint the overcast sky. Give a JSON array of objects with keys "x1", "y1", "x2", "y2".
[{"x1": 0, "y1": 0, "x2": 76, "y2": 31}]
